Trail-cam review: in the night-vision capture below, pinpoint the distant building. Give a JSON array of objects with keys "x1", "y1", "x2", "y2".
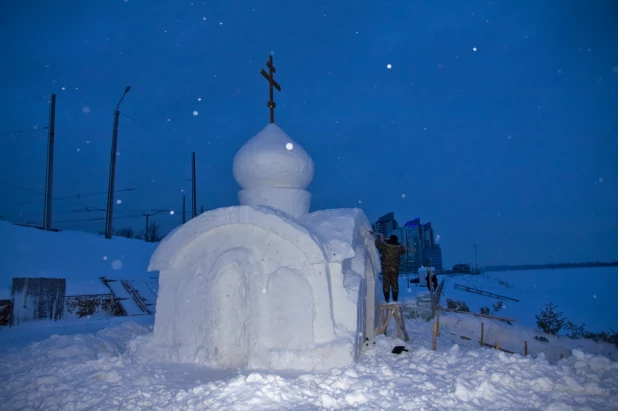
[
  {"x1": 423, "y1": 222, "x2": 434, "y2": 248},
  {"x1": 422, "y1": 246, "x2": 443, "y2": 271},
  {"x1": 372, "y1": 212, "x2": 398, "y2": 237},
  {"x1": 372, "y1": 214, "x2": 444, "y2": 273}
]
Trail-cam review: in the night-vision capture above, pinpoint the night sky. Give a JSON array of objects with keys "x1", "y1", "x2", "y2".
[{"x1": 1, "y1": 0, "x2": 616, "y2": 266}]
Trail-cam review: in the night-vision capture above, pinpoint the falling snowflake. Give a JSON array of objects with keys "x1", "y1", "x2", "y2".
[
  {"x1": 358, "y1": 200, "x2": 362, "y2": 204},
  {"x1": 193, "y1": 111, "x2": 198, "y2": 116},
  {"x1": 169, "y1": 210, "x2": 175, "y2": 215},
  {"x1": 401, "y1": 194, "x2": 406, "y2": 198},
  {"x1": 386, "y1": 64, "x2": 392, "y2": 69},
  {"x1": 61, "y1": 87, "x2": 66, "y2": 91},
  {"x1": 285, "y1": 143, "x2": 294, "y2": 150},
  {"x1": 82, "y1": 106, "x2": 91, "y2": 113},
  {"x1": 116, "y1": 199, "x2": 122, "y2": 204},
  {"x1": 103, "y1": 256, "x2": 108, "y2": 260},
  {"x1": 167, "y1": 118, "x2": 171, "y2": 122},
  {"x1": 599, "y1": 178, "x2": 604, "y2": 183},
  {"x1": 472, "y1": 47, "x2": 477, "y2": 52},
  {"x1": 197, "y1": 97, "x2": 202, "y2": 101},
  {"x1": 612, "y1": 66, "x2": 618, "y2": 73},
  {"x1": 111, "y1": 260, "x2": 123, "y2": 270},
  {"x1": 593, "y1": 294, "x2": 597, "y2": 299}
]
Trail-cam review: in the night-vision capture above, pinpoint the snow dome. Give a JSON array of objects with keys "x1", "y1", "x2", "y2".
[
  {"x1": 233, "y1": 123, "x2": 314, "y2": 190},
  {"x1": 233, "y1": 124, "x2": 314, "y2": 219}
]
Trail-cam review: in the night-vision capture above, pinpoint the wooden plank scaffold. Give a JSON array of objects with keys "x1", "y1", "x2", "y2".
[{"x1": 376, "y1": 303, "x2": 409, "y2": 342}]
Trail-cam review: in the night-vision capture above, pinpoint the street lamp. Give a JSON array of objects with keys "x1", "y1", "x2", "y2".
[
  {"x1": 473, "y1": 244, "x2": 478, "y2": 273},
  {"x1": 104, "y1": 85, "x2": 131, "y2": 239}
]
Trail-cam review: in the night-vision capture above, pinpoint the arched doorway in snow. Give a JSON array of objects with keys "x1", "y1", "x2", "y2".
[{"x1": 264, "y1": 267, "x2": 313, "y2": 350}]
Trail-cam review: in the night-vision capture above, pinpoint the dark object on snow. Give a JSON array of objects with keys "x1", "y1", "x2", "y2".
[
  {"x1": 410, "y1": 278, "x2": 420, "y2": 284},
  {"x1": 391, "y1": 346, "x2": 409, "y2": 354},
  {"x1": 11, "y1": 277, "x2": 66, "y2": 325},
  {"x1": 426, "y1": 274, "x2": 438, "y2": 291}
]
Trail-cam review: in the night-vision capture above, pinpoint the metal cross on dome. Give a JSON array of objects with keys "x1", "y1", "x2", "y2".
[{"x1": 260, "y1": 55, "x2": 281, "y2": 124}]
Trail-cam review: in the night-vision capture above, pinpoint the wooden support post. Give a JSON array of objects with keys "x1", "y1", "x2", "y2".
[
  {"x1": 376, "y1": 303, "x2": 409, "y2": 342},
  {"x1": 432, "y1": 321, "x2": 437, "y2": 351},
  {"x1": 495, "y1": 341, "x2": 499, "y2": 350},
  {"x1": 480, "y1": 322, "x2": 484, "y2": 347},
  {"x1": 524, "y1": 341, "x2": 528, "y2": 356},
  {"x1": 436, "y1": 305, "x2": 441, "y2": 336}
]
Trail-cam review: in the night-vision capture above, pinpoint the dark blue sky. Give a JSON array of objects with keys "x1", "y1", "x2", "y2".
[{"x1": 1, "y1": 0, "x2": 616, "y2": 266}]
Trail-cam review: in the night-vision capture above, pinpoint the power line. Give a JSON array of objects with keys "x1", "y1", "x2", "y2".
[
  {"x1": 0, "y1": 178, "x2": 191, "y2": 206},
  {"x1": 0, "y1": 127, "x2": 47, "y2": 138},
  {"x1": 120, "y1": 112, "x2": 193, "y2": 156},
  {"x1": 120, "y1": 111, "x2": 227, "y2": 174}
]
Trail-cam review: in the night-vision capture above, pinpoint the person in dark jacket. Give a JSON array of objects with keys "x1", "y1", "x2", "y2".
[
  {"x1": 426, "y1": 271, "x2": 438, "y2": 292},
  {"x1": 375, "y1": 234, "x2": 406, "y2": 302}
]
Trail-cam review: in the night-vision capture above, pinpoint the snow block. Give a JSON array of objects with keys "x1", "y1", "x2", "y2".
[{"x1": 149, "y1": 205, "x2": 380, "y2": 372}]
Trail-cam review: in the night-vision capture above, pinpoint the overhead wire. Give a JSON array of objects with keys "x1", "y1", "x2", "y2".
[
  {"x1": 120, "y1": 111, "x2": 228, "y2": 174},
  {"x1": 0, "y1": 127, "x2": 48, "y2": 138},
  {"x1": 2, "y1": 111, "x2": 208, "y2": 232}
]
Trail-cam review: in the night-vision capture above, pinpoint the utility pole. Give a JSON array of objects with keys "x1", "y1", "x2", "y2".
[
  {"x1": 260, "y1": 55, "x2": 281, "y2": 123},
  {"x1": 105, "y1": 85, "x2": 131, "y2": 239},
  {"x1": 474, "y1": 244, "x2": 478, "y2": 273},
  {"x1": 142, "y1": 209, "x2": 167, "y2": 242},
  {"x1": 43, "y1": 93, "x2": 56, "y2": 231},
  {"x1": 182, "y1": 195, "x2": 186, "y2": 223},
  {"x1": 191, "y1": 152, "x2": 197, "y2": 218}
]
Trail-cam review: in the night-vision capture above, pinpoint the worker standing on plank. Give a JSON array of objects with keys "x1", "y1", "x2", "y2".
[{"x1": 374, "y1": 233, "x2": 407, "y2": 302}]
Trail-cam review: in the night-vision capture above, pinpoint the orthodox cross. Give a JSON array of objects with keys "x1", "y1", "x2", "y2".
[{"x1": 260, "y1": 55, "x2": 281, "y2": 123}]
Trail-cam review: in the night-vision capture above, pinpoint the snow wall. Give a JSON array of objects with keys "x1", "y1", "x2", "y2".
[{"x1": 149, "y1": 205, "x2": 381, "y2": 372}]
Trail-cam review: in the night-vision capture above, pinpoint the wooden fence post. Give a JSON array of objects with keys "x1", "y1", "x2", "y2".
[
  {"x1": 480, "y1": 322, "x2": 484, "y2": 347},
  {"x1": 524, "y1": 341, "x2": 528, "y2": 356},
  {"x1": 432, "y1": 322, "x2": 437, "y2": 351}
]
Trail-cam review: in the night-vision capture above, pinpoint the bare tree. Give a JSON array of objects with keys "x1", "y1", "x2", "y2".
[
  {"x1": 115, "y1": 227, "x2": 136, "y2": 239},
  {"x1": 140, "y1": 222, "x2": 164, "y2": 242}
]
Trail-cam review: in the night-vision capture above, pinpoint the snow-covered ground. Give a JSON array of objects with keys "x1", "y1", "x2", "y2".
[
  {"x1": 1, "y1": 312, "x2": 616, "y2": 410},
  {"x1": 1, "y1": 222, "x2": 617, "y2": 409},
  {"x1": 0, "y1": 221, "x2": 157, "y2": 299}
]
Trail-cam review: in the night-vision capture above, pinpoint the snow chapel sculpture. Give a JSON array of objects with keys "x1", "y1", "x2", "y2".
[{"x1": 148, "y1": 123, "x2": 381, "y2": 372}]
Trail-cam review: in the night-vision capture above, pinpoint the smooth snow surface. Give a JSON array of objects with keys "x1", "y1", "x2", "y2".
[
  {"x1": 1, "y1": 314, "x2": 616, "y2": 410},
  {"x1": 149, "y1": 205, "x2": 379, "y2": 372},
  {"x1": 0, "y1": 221, "x2": 157, "y2": 299},
  {"x1": 233, "y1": 123, "x2": 314, "y2": 190}
]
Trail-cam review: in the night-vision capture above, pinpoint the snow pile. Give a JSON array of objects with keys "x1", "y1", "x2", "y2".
[
  {"x1": 0, "y1": 221, "x2": 157, "y2": 299},
  {"x1": 1, "y1": 314, "x2": 617, "y2": 410}
]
